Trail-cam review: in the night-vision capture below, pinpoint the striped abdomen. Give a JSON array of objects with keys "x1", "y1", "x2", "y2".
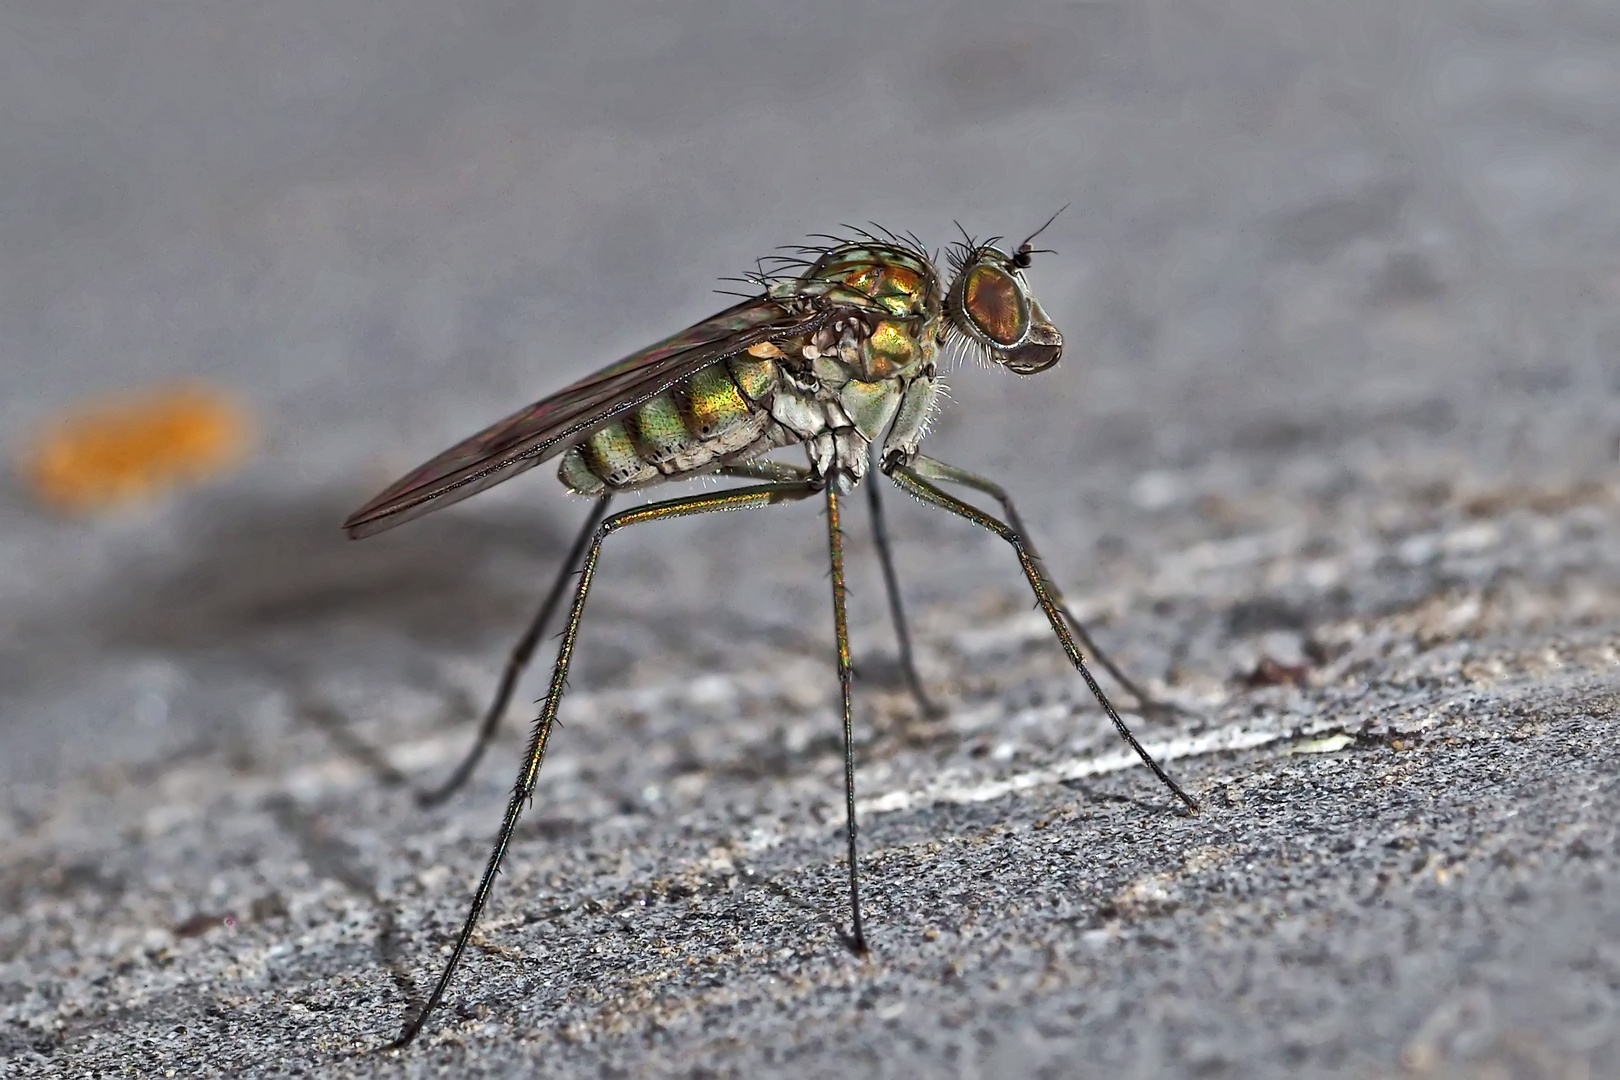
[{"x1": 557, "y1": 353, "x2": 780, "y2": 495}]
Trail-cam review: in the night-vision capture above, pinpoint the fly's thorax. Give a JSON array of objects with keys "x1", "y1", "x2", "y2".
[
  {"x1": 783, "y1": 244, "x2": 941, "y2": 321},
  {"x1": 765, "y1": 241, "x2": 944, "y2": 383},
  {"x1": 794, "y1": 307, "x2": 936, "y2": 384},
  {"x1": 761, "y1": 321, "x2": 922, "y2": 439}
]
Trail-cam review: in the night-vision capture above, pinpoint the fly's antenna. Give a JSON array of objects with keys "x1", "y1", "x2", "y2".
[{"x1": 1013, "y1": 204, "x2": 1069, "y2": 268}]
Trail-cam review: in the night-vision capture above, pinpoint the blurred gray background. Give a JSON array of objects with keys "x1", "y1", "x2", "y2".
[{"x1": 3, "y1": 1, "x2": 1618, "y2": 1077}]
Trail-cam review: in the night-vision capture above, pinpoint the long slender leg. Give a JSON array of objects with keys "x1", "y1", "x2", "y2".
[
  {"x1": 825, "y1": 486, "x2": 867, "y2": 952},
  {"x1": 385, "y1": 479, "x2": 821, "y2": 1051},
  {"x1": 418, "y1": 495, "x2": 613, "y2": 808},
  {"x1": 901, "y1": 456, "x2": 1183, "y2": 718},
  {"x1": 732, "y1": 462, "x2": 940, "y2": 721},
  {"x1": 866, "y1": 478, "x2": 943, "y2": 719},
  {"x1": 730, "y1": 463, "x2": 870, "y2": 945},
  {"x1": 886, "y1": 459, "x2": 1199, "y2": 814}
]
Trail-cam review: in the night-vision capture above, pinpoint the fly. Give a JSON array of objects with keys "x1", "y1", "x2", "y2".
[{"x1": 343, "y1": 214, "x2": 1199, "y2": 1048}]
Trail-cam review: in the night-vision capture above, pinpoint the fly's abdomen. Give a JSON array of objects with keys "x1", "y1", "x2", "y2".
[
  {"x1": 557, "y1": 354, "x2": 781, "y2": 495},
  {"x1": 557, "y1": 420, "x2": 656, "y2": 493}
]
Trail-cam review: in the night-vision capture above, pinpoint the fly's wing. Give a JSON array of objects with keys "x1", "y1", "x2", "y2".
[{"x1": 343, "y1": 296, "x2": 833, "y2": 539}]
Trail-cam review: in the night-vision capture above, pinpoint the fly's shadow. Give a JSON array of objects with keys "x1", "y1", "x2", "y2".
[
  {"x1": 0, "y1": 491, "x2": 589, "y2": 783},
  {"x1": 92, "y1": 491, "x2": 579, "y2": 657}
]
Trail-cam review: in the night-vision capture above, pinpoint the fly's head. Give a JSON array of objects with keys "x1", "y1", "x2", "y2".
[{"x1": 944, "y1": 211, "x2": 1065, "y2": 375}]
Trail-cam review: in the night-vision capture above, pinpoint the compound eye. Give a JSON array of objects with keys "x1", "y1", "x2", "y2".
[{"x1": 962, "y1": 263, "x2": 1029, "y2": 347}]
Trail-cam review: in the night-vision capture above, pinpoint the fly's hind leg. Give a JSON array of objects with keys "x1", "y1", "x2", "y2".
[
  {"x1": 891, "y1": 456, "x2": 1188, "y2": 721},
  {"x1": 417, "y1": 494, "x2": 614, "y2": 808},
  {"x1": 386, "y1": 478, "x2": 822, "y2": 1051}
]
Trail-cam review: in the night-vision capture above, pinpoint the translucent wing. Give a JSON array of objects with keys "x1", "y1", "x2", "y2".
[{"x1": 343, "y1": 296, "x2": 833, "y2": 538}]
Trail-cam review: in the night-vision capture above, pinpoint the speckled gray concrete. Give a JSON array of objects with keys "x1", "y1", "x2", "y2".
[{"x1": 4, "y1": 1, "x2": 1620, "y2": 1077}]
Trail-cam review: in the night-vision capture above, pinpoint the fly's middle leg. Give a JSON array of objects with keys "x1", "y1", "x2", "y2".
[
  {"x1": 825, "y1": 484, "x2": 868, "y2": 953},
  {"x1": 729, "y1": 460, "x2": 942, "y2": 723},
  {"x1": 866, "y1": 478, "x2": 944, "y2": 720}
]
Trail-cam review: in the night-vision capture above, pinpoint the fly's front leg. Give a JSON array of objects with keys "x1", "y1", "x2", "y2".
[
  {"x1": 883, "y1": 456, "x2": 1198, "y2": 814},
  {"x1": 897, "y1": 454, "x2": 1186, "y2": 720},
  {"x1": 385, "y1": 478, "x2": 822, "y2": 1051},
  {"x1": 418, "y1": 494, "x2": 613, "y2": 808}
]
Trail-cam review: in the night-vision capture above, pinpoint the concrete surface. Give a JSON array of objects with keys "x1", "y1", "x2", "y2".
[{"x1": 3, "y1": 0, "x2": 1619, "y2": 1076}]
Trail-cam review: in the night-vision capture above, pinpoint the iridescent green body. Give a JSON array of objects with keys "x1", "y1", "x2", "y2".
[
  {"x1": 342, "y1": 216, "x2": 1207, "y2": 1052},
  {"x1": 557, "y1": 244, "x2": 943, "y2": 497}
]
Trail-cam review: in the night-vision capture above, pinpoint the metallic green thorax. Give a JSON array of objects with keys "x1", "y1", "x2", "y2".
[{"x1": 559, "y1": 243, "x2": 944, "y2": 496}]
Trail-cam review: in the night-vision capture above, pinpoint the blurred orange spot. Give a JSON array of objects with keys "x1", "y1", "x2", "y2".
[{"x1": 18, "y1": 382, "x2": 254, "y2": 513}]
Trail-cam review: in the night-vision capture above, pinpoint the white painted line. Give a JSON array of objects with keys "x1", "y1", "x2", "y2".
[{"x1": 855, "y1": 718, "x2": 1334, "y2": 817}]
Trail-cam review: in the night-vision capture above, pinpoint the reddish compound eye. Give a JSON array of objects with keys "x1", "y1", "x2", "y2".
[{"x1": 961, "y1": 263, "x2": 1029, "y2": 347}]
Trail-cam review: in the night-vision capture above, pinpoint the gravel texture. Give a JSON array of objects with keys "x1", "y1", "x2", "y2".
[{"x1": 3, "y1": 1, "x2": 1620, "y2": 1077}]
